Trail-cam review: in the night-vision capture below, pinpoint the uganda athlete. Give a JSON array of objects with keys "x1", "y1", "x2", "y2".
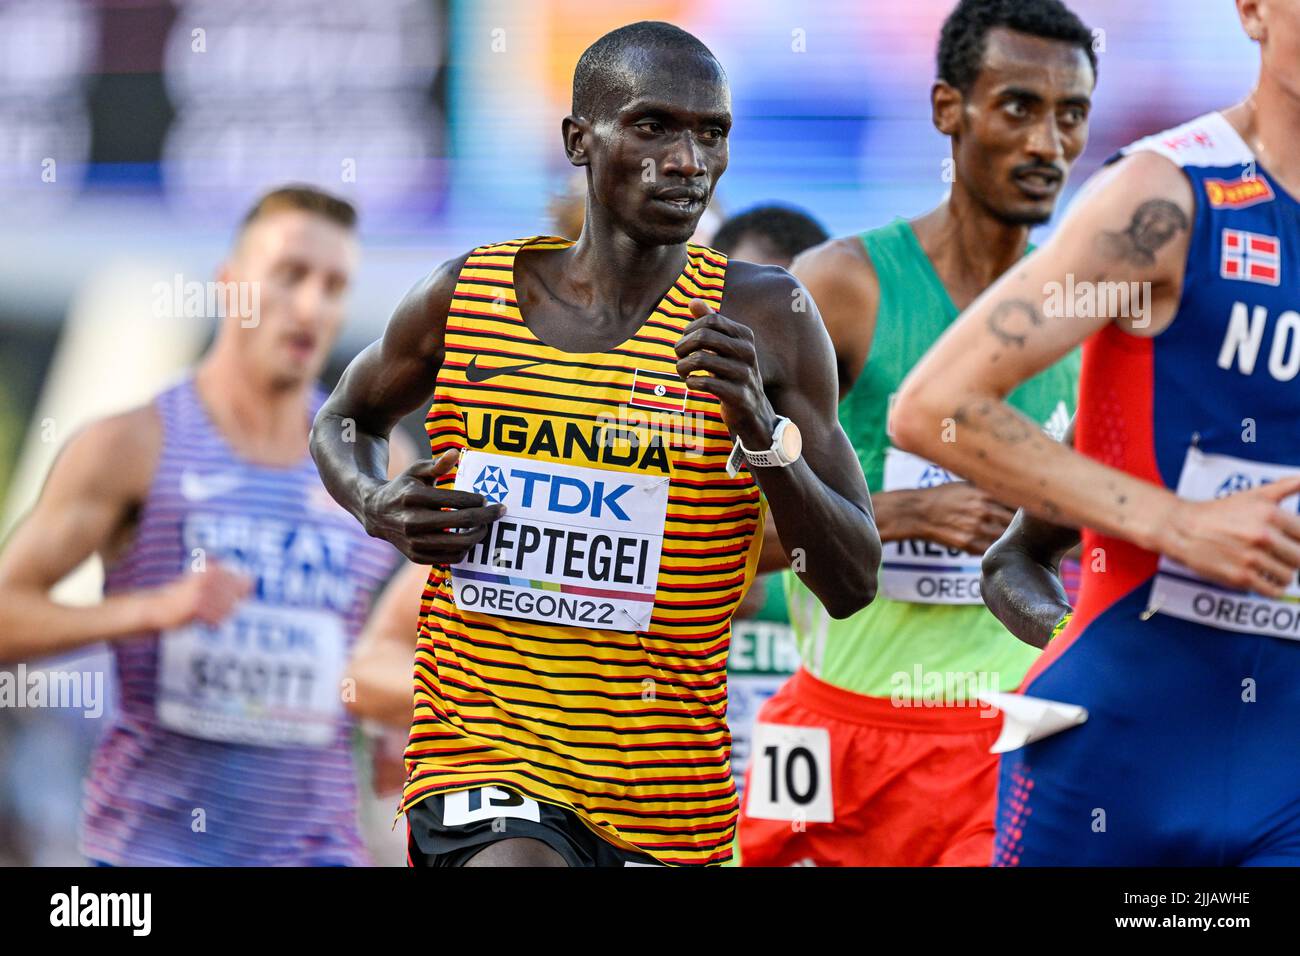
[
  {"x1": 893, "y1": 0, "x2": 1300, "y2": 865},
  {"x1": 737, "y1": 0, "x2": 1095, "y2": 867},
  {"x1": 310, "y1": 21, "x2": 880, "y2": 867}
]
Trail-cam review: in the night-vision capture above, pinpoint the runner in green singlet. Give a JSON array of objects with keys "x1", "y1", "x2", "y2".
[{"x1": 737, "y1": 0, "x2": 1096, "y2": 866}]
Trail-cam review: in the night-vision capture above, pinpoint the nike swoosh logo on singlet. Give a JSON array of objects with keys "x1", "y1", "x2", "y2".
[
  {"x1": 463, "y1": 356, "x2": 545, "y2": 382},
  {"x1": 180, "y1": 469, "x2": 244, "y2": 502}
]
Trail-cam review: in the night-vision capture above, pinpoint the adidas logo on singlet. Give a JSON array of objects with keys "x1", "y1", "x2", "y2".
[{"x1": 1043, "y1": 401, "x2": 1071, "y2": 443}]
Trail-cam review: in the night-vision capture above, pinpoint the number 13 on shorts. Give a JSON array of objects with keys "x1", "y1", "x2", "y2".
[{"x1": 745, "y1": 723, "x2": 834, "y2": 822}]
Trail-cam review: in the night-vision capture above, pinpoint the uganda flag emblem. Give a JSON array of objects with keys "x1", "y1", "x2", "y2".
[{"x1": 629, "y1": 368, "x2": 689, "y2": 412}]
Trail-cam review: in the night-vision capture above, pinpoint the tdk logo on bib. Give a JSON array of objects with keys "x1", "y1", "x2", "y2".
[
  {"x1": 1215, "y1": 472, "x2": 1256, "y2": 497},
  {"x1": 917, "y1": 464, "x2": 955, "y2": 489},
  {"x1": 473, "y1": 463, "x2": 634, "y2": 515},
  {"x1": 1212, "y1": 471, "x2": 1296, "y2": 512},
  {"x1": 512, "y1": 469, "x2": 633, "y2": 519},
  {"x1": 473, "y1": 465, "x2": 634, "y2": 519},
  {"x1": 472, "y1": 465, "x2": 509, "y2": 504}
]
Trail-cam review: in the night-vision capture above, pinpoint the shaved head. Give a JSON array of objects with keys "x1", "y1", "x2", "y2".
[{"x1": 572, "y1": 20, "x2": 723, "y2": 121}]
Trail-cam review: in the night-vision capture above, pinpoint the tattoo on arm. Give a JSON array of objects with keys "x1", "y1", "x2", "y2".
[
  {"x1": 953, "y1": 399, "x2": 1035, "y2": 444},
  {"x1": 985, "y1": 299, "x2": 1044, "y2": 348},
  {"x1": 1099, "y1": 199, "x2": 1190, "y2": 267}
]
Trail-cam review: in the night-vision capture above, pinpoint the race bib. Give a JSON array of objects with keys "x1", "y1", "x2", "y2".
[
  {"x1": 878, "y1": 447, "x2": 984, "y2": 604},
  {"x1": 156, "y1": 604, "x2": 347, "y2": 747},
  {"x1": 744, "y1": 722, "x2": 834, "y2": 822},
  {"x1": 441, "y1": 787, "x2": 541, "y2": 826},
  {"x1": 1150, "y1": 447, "x2": 1300, "y2": 640},
  {"x1": 450, "y1": 451, "x2": 669, "y2": 631}
]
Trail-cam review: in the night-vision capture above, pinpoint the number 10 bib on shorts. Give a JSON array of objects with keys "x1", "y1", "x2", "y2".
[{"x1": 450, "y1": 450, "x2": 669, "y2": 632}]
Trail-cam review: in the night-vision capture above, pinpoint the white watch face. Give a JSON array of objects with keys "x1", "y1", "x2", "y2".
[{"x1": 779, "y1": 420, "x2": 802, "y2": 461}]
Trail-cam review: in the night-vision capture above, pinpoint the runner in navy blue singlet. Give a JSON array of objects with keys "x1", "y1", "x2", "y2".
[{"x1": 891, "y1": 3, "x2": 1300, "y2": 865}]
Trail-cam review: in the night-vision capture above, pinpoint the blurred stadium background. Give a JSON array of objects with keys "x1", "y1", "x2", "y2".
[{"x1": 0, "y1": 0, "x2": 1256, "y2": 864}]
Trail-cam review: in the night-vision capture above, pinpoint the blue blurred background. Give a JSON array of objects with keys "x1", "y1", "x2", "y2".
[{"x1": 0, "y1": 0, "x2": 1259, "y2": 864}]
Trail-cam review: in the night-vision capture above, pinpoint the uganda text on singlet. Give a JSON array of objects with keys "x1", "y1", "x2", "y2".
[{"x1": 401, "y1": 237, "x2": 765, "y2": 866}]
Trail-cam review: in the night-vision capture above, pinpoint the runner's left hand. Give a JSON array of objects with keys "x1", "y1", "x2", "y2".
[{"x1": 674, "y1": 298, "x2": 776, "y2": 447}]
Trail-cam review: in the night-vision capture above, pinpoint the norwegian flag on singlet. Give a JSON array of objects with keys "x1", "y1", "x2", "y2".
[{"x1": 1220, "y1": 228, "x2": 1281, "y2": 286}]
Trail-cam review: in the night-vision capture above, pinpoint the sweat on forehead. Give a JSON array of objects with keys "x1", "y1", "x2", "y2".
[{"x1": 571, "y1": 21, "x2": 725, "y2": 118}]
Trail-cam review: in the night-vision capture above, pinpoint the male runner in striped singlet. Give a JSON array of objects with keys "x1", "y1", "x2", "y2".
[
  {"x1": 340, "y1": 204, "x2": 835, "y2": 829},
  {"x1": 311, "y1": 21, "x2": 880, "y2": 867},
  {"x1": 0, "y1": 186, "x2": 410, "y2": 866},
  {"x1": 737, "y1": 0, "x2": 1095, "y2": 867},
  {"x1": 894, "y1": 0, "x2": 1300, "y2": 865}
]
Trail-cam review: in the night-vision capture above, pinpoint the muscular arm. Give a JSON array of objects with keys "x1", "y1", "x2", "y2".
[
  {"x1": 980, "y1": 420, "x2": 1081, "y2": 648},
  {"x1": 337, "y1": 423, "x2": 426, "y2": 726},
  {"x1": 892, "y1": 153, "x2": 1191, "y2": 537},
  {"x1": 754, "y1": 237, "x2": 876, "y2": 574},
  {"x1": 310, "y1": 254, "x2": 504, "y2": 564},
  {"x1": 891, "y1": 151, "x2": 1300, "y2": 595},
  {"x1": 680, "y1": 263, "x2": 880, "y2": 618},
  {"x1": 0, "y1": 409, "x2": 247, "y2": 663},
  {"x1": 311, "y1": 257, "x2": 460, "y2": 525}
]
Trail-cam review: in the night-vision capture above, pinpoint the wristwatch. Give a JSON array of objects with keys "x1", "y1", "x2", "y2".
[{"x1": 728, "y1": 416, "x2": 803, "y2": 476}]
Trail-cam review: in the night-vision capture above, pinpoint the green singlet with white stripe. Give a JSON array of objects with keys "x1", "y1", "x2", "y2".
[{"x1": 785, "y1": 218, "x2": 1079, "y2": 702}]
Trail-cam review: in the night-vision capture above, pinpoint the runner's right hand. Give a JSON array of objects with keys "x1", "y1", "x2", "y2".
[
  {"x1": 150, "y1": 562, "x2": 252, "y2": 630},
  {"x1": 912, "y1": 482, "x2": 1016, "y2": 555},
  {"x1": 1160, "y1": 477, "x2": 1300, "y2": 597},
  {"x1": 361, "y1": 449, "x2": 506, "y2": 565}
]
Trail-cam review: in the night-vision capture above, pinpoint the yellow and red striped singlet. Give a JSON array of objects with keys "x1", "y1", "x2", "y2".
[{"x1": 401, "y1": 236, "x2": 764, "y2": 865}]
